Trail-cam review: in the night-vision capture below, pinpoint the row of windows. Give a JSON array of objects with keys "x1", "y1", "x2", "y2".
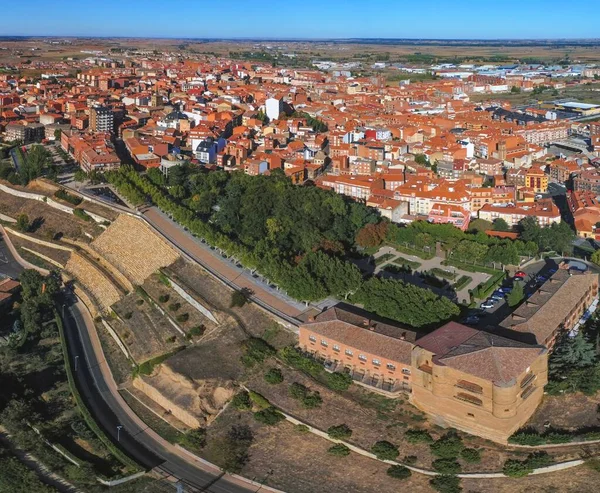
[{"x1": 308, "y1": 335, "x2": 409, "y2": 374}]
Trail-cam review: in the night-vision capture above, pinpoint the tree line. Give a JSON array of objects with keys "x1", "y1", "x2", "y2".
[{"x1": 108, "y1": 166, "x2": 460, "y2": 328}]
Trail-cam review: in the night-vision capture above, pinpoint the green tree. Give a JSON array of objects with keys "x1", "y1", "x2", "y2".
[
  {"x1": 430, "y1": 475, "x2": 462, "y2": 493},
  {"x1": 549, "y1": 332, "x2": 596, "y2": 377},
  {"x1": 386, "y1": 465, "x2": 411, "y2": 480},
  {"x1": 327, "y1": 424, "x2": 353, "y2": 440},
  {"x1": 328, "y1": 444, "x2": 351, "y2": 457},
  {"x1": 371, "y1": 441, "x2": 399, "y2": 460},
  {"x1": 264, "y1": 368, "x2": 284, "y2": 384},
  {"x1": 506, "y1": 281, "x2": 524, "y2": 307},
  {"x1": 492, "y1": 218, "x2": 510, "y2": 232},
  {"x1": 430, "y1": 433, "x2": 464, "y2": 459},
  {"x1": 414, "y1": 154, "x2": 430, "y2": 166},
  {"x1": 16, "y1": 214, "x2": 30, "y2": 232},
  {"x1": 591, "y1": 249, "x2": 600, "y2": 267}
]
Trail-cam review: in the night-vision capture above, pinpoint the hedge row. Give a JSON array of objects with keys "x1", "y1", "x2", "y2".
[
  {"x1": 55, "y1": 310, "x2": 141, "y2": 472},
  {"x1": 510, "y1": 427, "x2": 600, "y2": 446},
  {"x1": 470, "y1": 271, "x2": 505, "y2": 300}
]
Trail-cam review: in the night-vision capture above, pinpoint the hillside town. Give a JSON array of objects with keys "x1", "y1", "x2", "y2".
[{"x1": 3, "y1": 39, "x2": 600, "y2": 493}]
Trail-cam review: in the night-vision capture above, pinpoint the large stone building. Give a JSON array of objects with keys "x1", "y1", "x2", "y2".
[
  {"x1": 411, "y1": 323, "x2": 547, "y2": 444},
  {"x1": 300, "y1": 269, "x2": 598, "y2": 444}
]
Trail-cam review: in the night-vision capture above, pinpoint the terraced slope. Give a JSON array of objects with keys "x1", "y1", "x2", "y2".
[{"x1": 92, "y1": 215, "x2": 179, "y2": 285}]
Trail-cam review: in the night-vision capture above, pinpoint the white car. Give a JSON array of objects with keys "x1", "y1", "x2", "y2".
[{"x1": 480, "y1": 301, "x2": 495, "y2": 309}]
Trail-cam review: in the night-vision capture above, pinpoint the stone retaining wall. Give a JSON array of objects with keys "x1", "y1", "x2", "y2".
[
  {"x1": 65, "y1": 252, "x2": 122, "y2": 313},
  {"x1": 92, "y1": 215, "x2": 179, "y2": 285}
]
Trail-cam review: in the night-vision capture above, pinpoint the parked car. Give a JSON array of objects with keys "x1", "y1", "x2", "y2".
[
  {"x1": 514, "y1": 271, "x2": 527, "y2": 278},
  {"x1": 481, "y1": 301, "x2": 496, "y2": 309},
  {"x1": 464, "y1": 316, "x2": 480, "y2": 325},
  {"x1": 499, "y1": 287, "x2": 512, "y2": 294},
  {"x1": 548, "y1": 268, "x2": 557, "y2": 274}
]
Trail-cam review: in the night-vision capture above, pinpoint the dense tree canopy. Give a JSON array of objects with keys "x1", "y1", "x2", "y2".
[{"x1": 353, "y1": 277, "x2": 460, "y2": 328}]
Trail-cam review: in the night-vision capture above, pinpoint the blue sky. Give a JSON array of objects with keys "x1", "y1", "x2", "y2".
[{"x1": 2, "y1": 0, "x2": 599, "y2": 39}]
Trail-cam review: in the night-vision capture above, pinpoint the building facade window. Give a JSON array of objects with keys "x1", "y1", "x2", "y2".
[
  {"x1": 373, "y1": 359, "x2": 381, "y2": 366},
  {"x1": 321, "y1": 340, "x2": 328, "y2": 347},
  {"x1": 345, "y1": 349, "x2": 353, "y2": 356},
  {"x1": 387, "y1": 363, "x2": 396, "y2": 371},
  {"x1": 455, "y1": 392, "x2": 483, "y2": 407},
  {"x1": 333, "y1": 344, "x2": 340, "y2": 352},
  {"x1": 358, "y1": 354, "x2": 367, "y2": 361},
  {"x1": 402, "y1": 368, "x2": 411, "y2": 375},
  {"x1": 309, "y1": 335, "x2": 316, "y2": 342}
]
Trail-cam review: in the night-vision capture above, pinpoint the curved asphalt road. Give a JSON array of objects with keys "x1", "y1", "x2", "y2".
[
  {"x1": 63, "y1": 299, "x2": 253, "y2": 493},
  {"x1": 0, "y1": 233, "x2": 255, "y2": 493}
]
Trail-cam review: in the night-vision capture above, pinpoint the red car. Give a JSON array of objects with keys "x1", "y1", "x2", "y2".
[{"x1": 514, "y1": 271, "x2": 527, "y2": 279}]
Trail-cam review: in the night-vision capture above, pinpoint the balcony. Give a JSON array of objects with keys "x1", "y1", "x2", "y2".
[
  {"x1": 455, "y1": 380, "x2": 483, "y2": 394},
  {"x1": 521, "y1": 385, "x2": 536, "y2": 400},
  {"x1": 520, "y1": 373, "x2": 536, "y2": 389},
  {"x1": 455, "y1": 392, "x2": 483, "y2": 407}
]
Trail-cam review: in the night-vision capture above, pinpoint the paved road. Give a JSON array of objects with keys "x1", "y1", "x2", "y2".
[
  {"x1": 63, "y1": 298, "x2": 254, "y2": 493},
  {"x1": 0, "y1": 235, "x2": 24, "y2": 278},
  {"x1": 0, "y1": 232, "x2": 256, "y2": 492},
  {"x1": 143, "y1": 206, "x2": 315, "y2": 322}
]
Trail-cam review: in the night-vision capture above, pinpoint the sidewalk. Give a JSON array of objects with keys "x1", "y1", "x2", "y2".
[{"x1": 373, "y1": 246, "x2": 490, "y2": 302}]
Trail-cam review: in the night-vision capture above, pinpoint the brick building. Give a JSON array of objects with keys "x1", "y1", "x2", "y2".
[{"x1": 299, "y1": 308, "x2": 417, "y2": 394}]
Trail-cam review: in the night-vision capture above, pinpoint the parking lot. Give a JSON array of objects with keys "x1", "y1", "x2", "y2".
[{"x1": 464, "y1": 257, "x2": 589, "y2": 329}]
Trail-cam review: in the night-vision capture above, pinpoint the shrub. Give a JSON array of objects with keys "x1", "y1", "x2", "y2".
[
  {"x1": 176, "y1": 313, "x2": 189, "y2": 323},
  {"x1": 327, "y1": 424, "x2": 353, "y2": 440},
  {"x1": 123, "y1": 311, "x2": 133, "y2": 320},
  {"x1": 186, "y1": 325, "x2": 205, "y2": 339},
  {"x1": 135, "y1": 299, "x2": 144, "y2": 306},
  {"x1": 178, "y1": 428, "x2": 206, "y2": 451},
  {"x1": 231, "y1": 391, "x2": 252, "y2": 411},
  {"x1": 430, "y1": 475, "x2": 462, "y2": 493},
  {"x1": 248, "y1": 391, "x2": 270, "y2": 410},
  {"x1": 371, "y1": 440, "x2": 399, "y2": 461},
  {"x1": 403, "y1": 455, "x2": 417, "y2": 466},
  {"x1": 73, "y1": 208, "x2": 91, "y2": 221},
  {"x1": 288, "y1": 382, "x2": 322, "y2": 408},
  {"x1": 295, "y1": 424, "x2": 310, "y2": 434},
  {"x1": 168, "y1": 302, "x2": 181, "y2": 312},
  {"x1": 405, "y1": 428, "x2": 433, "y2": 444},
  {"x1": 430, "y1": 432, "x2": 464, "y2": 459},
  {"x1": 328, "y1": 444, "x2": 351, "y2": 457},
  {"x1": 55, "y1": 188, "x2": 82, "y2": 205},
  {"x1": 278, "y1": 346, "x2": 323, "y2": 377},
  {"x1": 231, "y1": 287, "x2": 252, "y2": 307},
  {"x1": 326, "y1": 371, "x2": 353, "y2": 391},
  {"x1": 241, "y1": 337, "x2": 275, "y2": 367},
  {"x1": 16, "y1": 214, "x2": 30, "y2": 232},
  {"x1": 158, "y1": 294, "x2": 170, "y2": 303},
  {"x1": 503, "y1": 459, "x2": 533, "y2": 478},
  {"x1": 165, "y1": 335, "x2": 176, "y2": 344},
  {"x1": 432, "y1": 459, "x2": 461, "y2": 474},
  {"x1": 264, "y1": 368, "x2": 284, "y2": 384},
  {"x1": 509, "y1": 430, "x2": 545, "y2": 446},
  {"x1": 254, "y1": 407, "x2": 285, "y2": 426},
  {"x1": 460, "y1": 448, "x2": 481, "y2": 463},
  {"x1": 386, "y1": 465, "x2": 411, "y2": 480},
  {"x1": 526, "y1": 451, "x2": 551, "y2": 469}
]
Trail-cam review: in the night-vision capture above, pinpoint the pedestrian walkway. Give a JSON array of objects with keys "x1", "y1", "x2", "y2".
[{"x1": 373, "y1": 246, "x2": 491, "y2": 302}]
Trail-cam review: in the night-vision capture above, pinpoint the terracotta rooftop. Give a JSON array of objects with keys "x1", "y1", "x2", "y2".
[
  {"x1": 417, "y1": 322, "x2": 545, "y2": 386},
  {"x1": 303, "y1": 307, "x2": 418, "y2": 365},
  {"x1": 500, "y1": 269, "x2": 599, "y2": 344}
]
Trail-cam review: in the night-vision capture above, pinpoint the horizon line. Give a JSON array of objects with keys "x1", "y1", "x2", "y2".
[{"x1": 2, "y1": 35, "x2": 600, "y2": 42}]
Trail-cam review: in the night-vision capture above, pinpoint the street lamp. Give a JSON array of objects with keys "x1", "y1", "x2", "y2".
[{"x1": 117, "y1": 425, "x2": 123, "y2": 442}]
